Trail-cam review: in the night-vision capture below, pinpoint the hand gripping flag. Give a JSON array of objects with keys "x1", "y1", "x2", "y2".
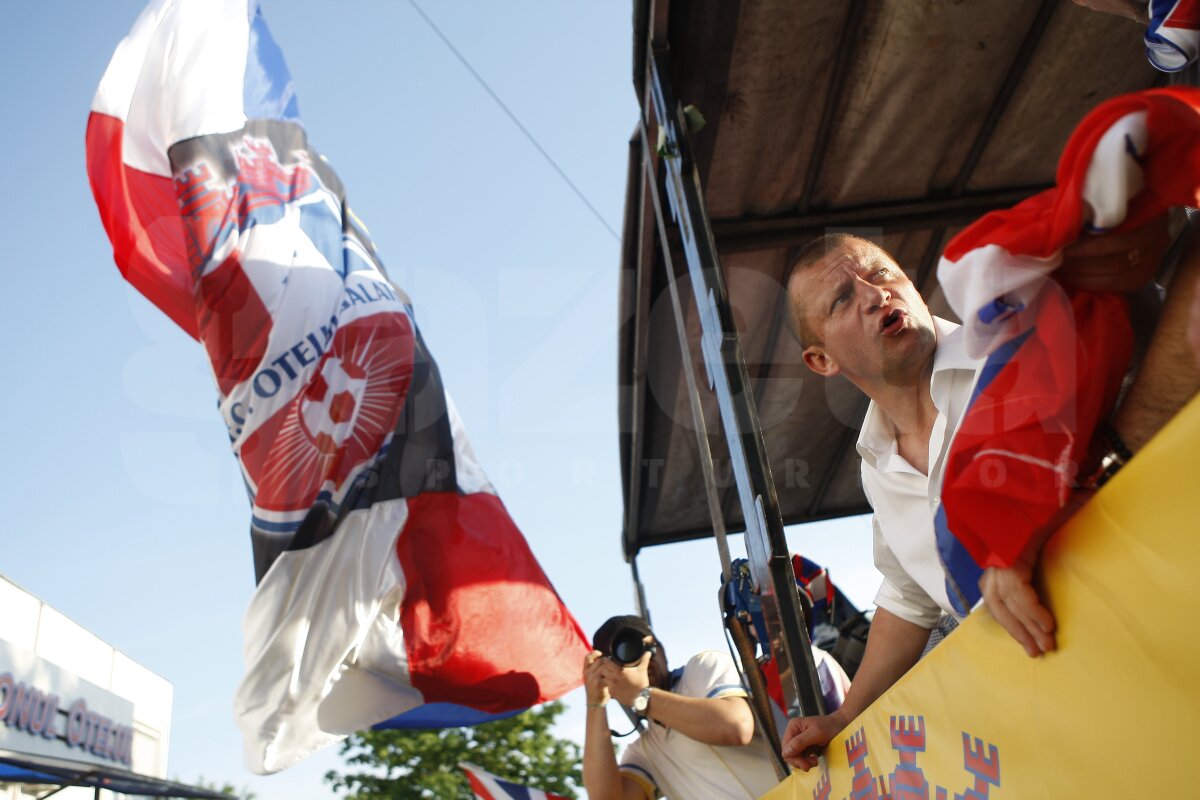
[
  {"x1": 459, "y1": 763, "x2": 571, "y2": 800},
  {"x1": 935, "y1": 87, "x2": 1200, "y2": 613},
  {"x1": 86, "y1": 0, "x2": 588, "y2": 773}
]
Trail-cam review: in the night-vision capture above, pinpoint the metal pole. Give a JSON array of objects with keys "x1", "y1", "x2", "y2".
[{"x1": 640, "y1": 46, "x2": 826, "y2": 720}]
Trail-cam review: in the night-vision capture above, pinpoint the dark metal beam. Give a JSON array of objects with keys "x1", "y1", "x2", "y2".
[
  {"x1": 949, "y1": 0, "x2": 1059, "y2": 196},
  {"x1": 805, "y1": 396, "x2": 869, "y2": 519},
  {"x1": 702, "y1": 185, "x2": 1049, "y2": 254},
  {"x1": 716, "y1": 271, "x2": 792, "y2": 531},
  {"x1": 636, "y1": 503, "x2": 875, "y2": 551},
  {"x1": 619, "y1": 131, "x2": 657, "y2": 563},
  {"x1": 914, "y1": 227, "x2": 950, "y2": 296},
  {"x1": 798, "y1": 0, "x2": 868, "y2": 214}
]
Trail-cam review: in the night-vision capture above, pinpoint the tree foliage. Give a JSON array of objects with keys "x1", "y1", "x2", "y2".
[
  {"x1": 192, "y1": 775, "x2": 256, "y2": 800},
  {"x1": 324, "y1": 701, "x2": 582, "y2": 799}
]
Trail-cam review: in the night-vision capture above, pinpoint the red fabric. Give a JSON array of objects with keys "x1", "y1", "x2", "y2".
[
  {"x1": 237, "y1": 315, "x2": 414, "y2": 513},
  {"x1": 943, "y1": 290, "x2": 1131, "y2": 569},
  {"x1": 759, "y1": 656, "x2": 786, "y2": 717},
  {"x1": 941, "y1": 87, "x2": 1200, "y2": 569},
  {"x1": 196, "y1": 253, "x2": 273, "y2": 396},
  {"x1": 397, "y1": 492, "x2": 589, "y2": 710},
  {"x1": 85, "y1": 112, "x2": 198, "y2": 339}
]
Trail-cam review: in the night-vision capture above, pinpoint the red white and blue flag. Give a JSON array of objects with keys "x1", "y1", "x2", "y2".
[
  {"x1": 1146, "y1": 0, "x2": 1200, "y2": 72},
  {"x1": 460, "y1": 763, "x2": 571, "y2": 800},
  {"x1": 86, "y1": 0, "x2": 588, "y2": 774},
  {"x1": 935, "y1": 87, "x2": 1200, "y2": 612}
]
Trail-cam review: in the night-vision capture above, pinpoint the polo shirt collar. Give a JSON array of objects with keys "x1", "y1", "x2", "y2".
[{"x1": 855, "y1": 317, "x2": 971, "y2": 470}]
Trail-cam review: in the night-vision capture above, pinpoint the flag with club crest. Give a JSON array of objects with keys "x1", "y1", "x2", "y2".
[{"x1": 86, "y1": 0, "x2": 588, "y2": 774}]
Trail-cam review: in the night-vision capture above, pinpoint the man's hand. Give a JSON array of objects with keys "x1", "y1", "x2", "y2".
[
  {"x1": 780, "y1": 712, "x2": 847, "y2": 772},
  {"x1": 1056, "y1": 213, "x2": 1170, "y2": 293},
  {"x1": 592, "y1": 651, "x2": 651, "y2": 707},
  {"x1": 583, "y1": 650, "x2": 611, "y2": 707},
  {"x1": 980, "y1": 556, "x2": 1056, "y2": 658}
]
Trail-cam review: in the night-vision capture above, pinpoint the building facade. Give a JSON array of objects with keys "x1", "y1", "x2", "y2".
[{"x1": 0, "y1": 575, "x2": 173, "y2": 799}]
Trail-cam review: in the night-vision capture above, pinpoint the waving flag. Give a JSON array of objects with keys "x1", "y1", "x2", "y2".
[
  {"x1": 86, "y1": 0, "x2": 587, "y2": 774},
  {"x1": 460, "y1": 763, "x2": 572, "y2": 800},
  {"x1": 935, "y1": 87, "x2": 1200, "y2": 611},
  {"x1": 1146, "y1": 0, "x2": 1200, "y2": 72}
]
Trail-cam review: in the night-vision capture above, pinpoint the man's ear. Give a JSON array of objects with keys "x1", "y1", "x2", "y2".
[{"x1": 802, "y1": 345, "x2": 839, "y2": 377}]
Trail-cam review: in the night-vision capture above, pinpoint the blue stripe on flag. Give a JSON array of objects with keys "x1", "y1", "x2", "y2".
[
  {"x1": 936, "y1": 505, "x2": 983, "y2": 616},
  {"x1": 937, "y1": 328, "x2": 1034, "y2": 614},
  {"x1": 373, "y1": 703, "x2": 525, "y2": 730},
  {"x1": 968, "y1": 327, "x2": 1034, "y2": 403},
  {"x1": 244, "y1": 4, "x2": 302, "y2": 122}
]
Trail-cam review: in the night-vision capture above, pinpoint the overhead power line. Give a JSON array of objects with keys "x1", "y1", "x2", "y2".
[{"x1": 406, "y1": 0, "x2": 621, "y2": 242}]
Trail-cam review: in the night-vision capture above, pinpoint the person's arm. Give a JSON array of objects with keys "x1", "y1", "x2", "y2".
[
  {"x1": 1187, "y1": 276, "x2": 1200, "y2": 366},
  {"x1": 582, "y1": 651, "x2": 647, "y2": 800},
  {"x1": 598, "y1": 653, "x2": 755, "y2": 747},
  {"x1": 983, "y1": 217, "x2": 1200, "y2": 657},
  {"x1": 780, "y1": 608, "x2": 930, "y2": 771},
  {"x1": 1111, "y1": 229, "x2": 1200, "y2": 450}
]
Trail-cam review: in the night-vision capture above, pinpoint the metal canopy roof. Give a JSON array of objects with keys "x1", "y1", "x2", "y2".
[
  {"x1": 618, "y1": 0, "x2": 1160, "y2": 559},
  {"x1": 0, "y1": 749, "x2": 228, "y2": 798}
]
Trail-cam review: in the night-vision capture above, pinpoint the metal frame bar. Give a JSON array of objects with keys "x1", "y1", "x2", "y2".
[
  {"x1": 641, "y1": 45, "x2": 826, "y2": 719},
  {"x1": 798, "y1": 0, "x2": 868, "y2": 214},
  {"x1": 804, "y1": 396, "x2": 869, "y2": 519},
  {"x1": 620, "y1": 132, "x2": 659, "y2": 563},
  {"x1": 949, "y1": 0, "x2": 1059, "y2": 196},
  {"x1": 632, "y1": 503, "x2": 874, "y2": 552},
  {"x1": 699, "y1": 185, "x2": 1049, "y2": 254}
]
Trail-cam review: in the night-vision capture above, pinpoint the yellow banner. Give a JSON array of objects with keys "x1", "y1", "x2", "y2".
[{"x1": 765, "y1": 395, "x2": 1200, "y2": 799}]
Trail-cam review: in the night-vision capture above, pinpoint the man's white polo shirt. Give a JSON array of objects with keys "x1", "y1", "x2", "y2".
[
  {"x1": 856, "y1": 317, "x2": 983, "y2": 629},
  {"x1": 618, "y1": 650, "x2": 779, "y2": 799}
]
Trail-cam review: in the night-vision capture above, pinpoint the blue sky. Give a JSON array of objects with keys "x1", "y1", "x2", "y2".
[{"x1": 0, "y1": 2, "x2": 878, "y2": 797}]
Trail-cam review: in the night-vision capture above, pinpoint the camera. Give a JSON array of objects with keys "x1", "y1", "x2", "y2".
[{"x1": 608, "y1": 627, "x2": 656, "y2": 666}]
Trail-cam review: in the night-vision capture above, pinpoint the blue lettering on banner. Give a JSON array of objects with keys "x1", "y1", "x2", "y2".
[
  {"x1": 291, "y1": 338, "x2": 316, "y2": 368},
  {"x1": 270, "y1": 351, "x2": 299, "y2": 381},
  {"x1": 253, "y1": 368, "x2": 283, "y2": 398},
  {"x1": 343, "y1": 286, "x2": 366, "y2": 307},
  {"x1": 0, "y1": 673, "x2": 132, "y2": 765},
  {"x1": 338, "y1": 278, "x2": 397, "y2": 312},
  {"x1": 236, "y1": 279, "x2": 400, "y2": 422},
  {"x1": 243, "y1": 314, "x2": 339, "y2": 406}
]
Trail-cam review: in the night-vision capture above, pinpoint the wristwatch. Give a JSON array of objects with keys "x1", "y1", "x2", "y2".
[{"x1": 632, "y1": 686, "x2": 653, "y2": 718}]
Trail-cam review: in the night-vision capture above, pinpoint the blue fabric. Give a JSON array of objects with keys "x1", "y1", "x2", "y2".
[
  {"x1": 373, "y1": 702, "x2": 524, "y2": 729},
  {"x1": 936, "y1": 326, "x2": 1035, "y2": 615}
]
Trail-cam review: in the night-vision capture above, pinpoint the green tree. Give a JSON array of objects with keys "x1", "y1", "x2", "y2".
[
  {"x1": 325, "y1": 701, "x2": 581, "y2": 799},
  {"x1": 191, "y1": 775, "x2": 256, "y2": 800}
]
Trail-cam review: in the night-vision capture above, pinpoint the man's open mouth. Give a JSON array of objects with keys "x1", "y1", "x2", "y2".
[{"x1": 880, "y1": 308, "x2": 905, "y2": 335}]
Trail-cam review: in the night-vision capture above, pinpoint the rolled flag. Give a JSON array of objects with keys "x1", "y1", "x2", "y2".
[
  {"x1": 86, "y1": 0, "x2": 588, "y2": 774},
  {"x1": 935, "y1": 87, "x2": 1200, "y2": 612},
  {"x1": 1146, "y1": 0, "x2": 1200, "y2": 72},
  {"x1": 460, "y1": 762, "x2": 572, "y2": 800}
]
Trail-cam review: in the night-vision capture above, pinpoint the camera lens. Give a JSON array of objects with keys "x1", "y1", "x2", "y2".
[{"x1": 610, "y1": 629, "x2": 648, "y2": 665}]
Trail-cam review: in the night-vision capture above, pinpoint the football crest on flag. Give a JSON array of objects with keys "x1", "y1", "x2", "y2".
[{"x1": 87, "y1": 0, "x2": 588, "y2": 774}]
